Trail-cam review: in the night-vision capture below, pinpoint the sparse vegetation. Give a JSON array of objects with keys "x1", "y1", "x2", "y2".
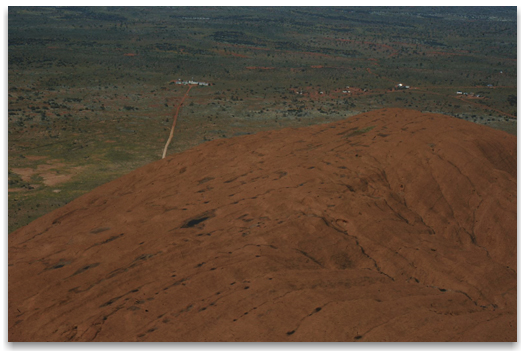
[{"x1": 8, "y1": 6, "x2": 517, "y2": 233}]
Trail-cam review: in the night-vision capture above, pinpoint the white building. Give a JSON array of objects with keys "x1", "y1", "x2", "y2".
[{"x1": 176, "y1": 79, "x2": 210, "y2": 86}]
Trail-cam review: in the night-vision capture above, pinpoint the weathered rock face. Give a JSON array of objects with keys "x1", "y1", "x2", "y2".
[{"x1": 9, "y1": 108, "x2": 516, "y2": 342}]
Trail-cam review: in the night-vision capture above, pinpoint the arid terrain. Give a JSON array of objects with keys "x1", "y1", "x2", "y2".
[
  {"x1": 8, "y1": 6, "x2": 517, "y2": 233},
  {"x1": 8, "y1": 108, "x2": 516, "y2": 342}
]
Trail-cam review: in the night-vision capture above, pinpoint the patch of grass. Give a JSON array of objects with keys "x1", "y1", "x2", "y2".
[
  {"x1": 8, "y1": 170, "x2": 30, "y2": 189},
  {"x1": 30, "y1": 173, "x2": 44, "y2": 183},
  {"x1": 104, "y1": 149, "x2": 134, "y2": 163}
]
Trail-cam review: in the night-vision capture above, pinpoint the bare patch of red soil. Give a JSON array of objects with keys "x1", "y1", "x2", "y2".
[
  {"x1": 10, "y1": 161, "x2": 84, "y2": 188},
  {"x1": 9, "y1": 109, "x2": 516, "y2": 341}
]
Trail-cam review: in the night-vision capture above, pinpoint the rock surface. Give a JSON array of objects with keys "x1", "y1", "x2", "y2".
[{"x1": 8, "y1": 108, "x2": 517, "y2": 342}]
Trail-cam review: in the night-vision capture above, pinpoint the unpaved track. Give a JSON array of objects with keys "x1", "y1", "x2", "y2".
[{"x1": 162, "y1": 85, "x2": 194, "y2": 159}]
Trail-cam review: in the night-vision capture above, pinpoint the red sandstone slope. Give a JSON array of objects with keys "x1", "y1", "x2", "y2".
[{"x1": 8, "y1": 108, "x2": 516, "y2": 342}]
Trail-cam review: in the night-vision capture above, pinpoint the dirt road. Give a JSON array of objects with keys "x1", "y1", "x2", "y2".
[{"x1": 162, "y1": 85, "x2": 194, "y2": 159}]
